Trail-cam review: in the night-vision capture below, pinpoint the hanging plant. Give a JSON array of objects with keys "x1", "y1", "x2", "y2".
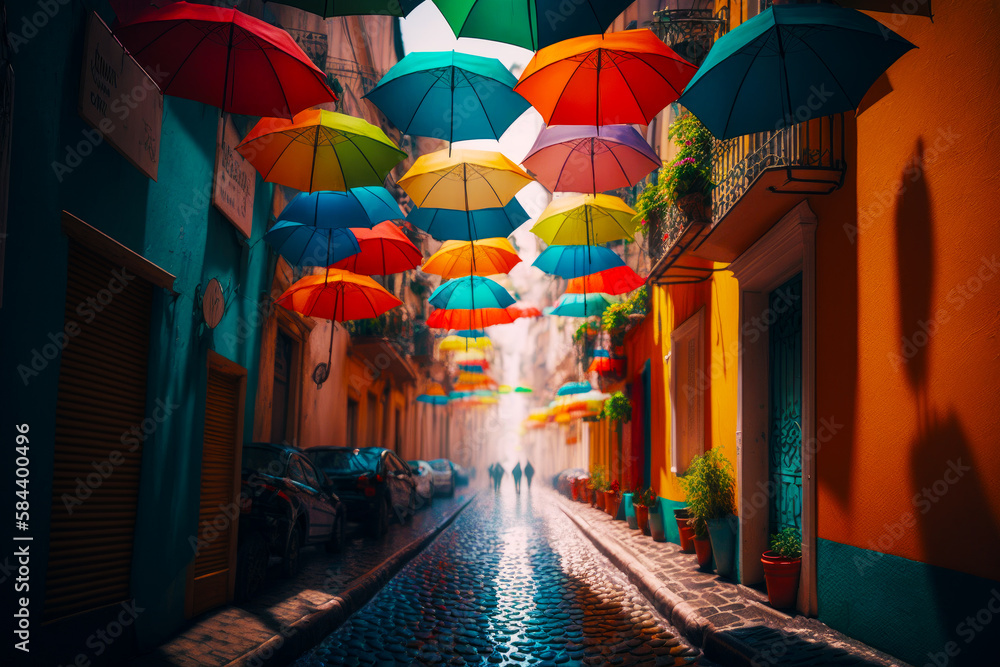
[{"x1": 603, "y1": 391, "x2": 632, "y2": 423}]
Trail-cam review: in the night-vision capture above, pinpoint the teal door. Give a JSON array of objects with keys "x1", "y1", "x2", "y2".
[{"x1": 768, "y1": 273, "x2": 803, "y2": 535}]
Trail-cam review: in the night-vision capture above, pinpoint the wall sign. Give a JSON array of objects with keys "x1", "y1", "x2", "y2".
[
  {"x1": 213, "y1": 116, "x2": 256, "y2": 238},
  {"x1": 78, "y1": 12, "x2": 162, "y2": 180},
  {"x1": 203, "y1": 279, "x2": 225, "y2": 329}
]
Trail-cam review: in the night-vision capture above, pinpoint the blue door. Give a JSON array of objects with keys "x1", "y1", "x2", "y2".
[{"x1": 768, "y1": 273, "x2": 803, "y2": 535}]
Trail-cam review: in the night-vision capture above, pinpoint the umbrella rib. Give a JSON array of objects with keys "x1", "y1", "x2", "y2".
[
  {"x1": 793, "y1": 30, "x2": 866, "y2": 107},
  {"x1": 460, "y1": 68, "x2": 502, "y2": 141},
  {"x1": 544, "y1": 53, "x2": 595, "y2": 124},
  {"x1": 152, "y1": 21, "x2": 230, "y2": 99},
  {"x1": 401, "y1": 68, "x2": 449, "y2": 135},
  {"x1": 342, "y1": 133, "x2": 391, "y2": 185},
  {"x1": 260, "y1": 126, "x2": 311, "y2": 184},
  {"x1": 720, "y1": 35, "x2": 774, "y2": 139},
  {"x1": 248, "y1": 35, "x2": 294, "y2": 117}
]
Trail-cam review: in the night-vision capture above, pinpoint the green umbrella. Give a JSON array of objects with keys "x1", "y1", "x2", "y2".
[{"x1": 267, "y1": 0, "x2": 422, "y2": 18}]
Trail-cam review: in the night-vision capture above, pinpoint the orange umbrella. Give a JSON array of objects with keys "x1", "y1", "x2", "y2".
[
  {"x1": 329, "y1": 222, "x2": 421, "y2": 275},
  {"x1": 514, "y1": 29, "x2": 696, "y2": 126},
  {"x1": 566, "y1": 266, "x2": 645, "y2": 295},
  {"x1": 507, "y1": 302, "x2": 543, "y2": 319},
  {"x1": 275, "y1": 269, "x2": 401, "y2": 321},
  {"x1": 427, "y1": 307, "x2": 516, "y2": 329},
  {"x1": 422, "y1": 238, "x2": 521, "y2": 278}
]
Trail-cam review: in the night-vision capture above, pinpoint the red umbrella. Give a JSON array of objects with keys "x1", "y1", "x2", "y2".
[
  {"x1": 329, "y1": 222, "x2": 422, "y2": 275},
  {"x1": 587, "y1": 356, "x2": 625, "y2": 374},
  {"x1": 115, "y1": 2, "x2": 336, "y2": 118},
  {"x1": 275, "y1": 270, "x2": 401, "y2": 321},
  {"x1": 507, "y1": 302, "x2": 543, "y2": 319},
  {"x1": 427, "y1": 308, "x2": 515, "y2": 329},
  {"x1": 566, "y1": 266, "x2": 645, "y2": 296}
]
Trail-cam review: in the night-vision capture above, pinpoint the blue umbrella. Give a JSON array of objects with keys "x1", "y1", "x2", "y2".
[
  {"x1": 407, "y1": 199, "x2": 529, "y2": 241},
  {"x1": 263, "y1": 221, "x2": 360, "y2": 267},
  {"x1": 417, "y1": 394, "x2": 449, "y2": 405},
  {"x1": 679, "y1": 3, "x2": 916, "y2": 139},
  {"x1": 365, "y1": 51, "x2": 531, "y2": 143},
  {"x1": 456, "y1": 329, "x2": 488, "y2": 338},
  {"x1": 550, "y1": 292, "x2": 616, "y2": 318},
  {"x1": 278, "y1": 187, "x2": 404, "y2": 229},
  {"x1": 557, "y1": 381, "x2": 592, "y2": 396},
  {"x1": 429, "y1": 276, "x2": 516, "y2": 310},
  {"x1": 532, "y1": 245, "x2": 625, "y2": 279}
]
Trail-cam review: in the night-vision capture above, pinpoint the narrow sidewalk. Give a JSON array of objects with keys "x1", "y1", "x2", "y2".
[
  {"x1": 556, "y1": 492, "x2": 910, "y2": 667},
  {"x1": 130, "y1": 491, "x2": 477, "y2": 667}
]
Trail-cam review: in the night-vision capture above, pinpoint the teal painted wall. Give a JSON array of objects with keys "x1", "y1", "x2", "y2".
[
  {"x1": 0, "y1": 0, "x2": 275, "y2": 658},
  {"x1": 817, "y1": 538, "x2": 1000, "y2": 667}
]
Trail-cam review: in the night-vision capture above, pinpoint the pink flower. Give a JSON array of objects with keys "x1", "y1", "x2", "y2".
[{"x1": 685, "y1": 140, "x2": 692, "y2": 146}]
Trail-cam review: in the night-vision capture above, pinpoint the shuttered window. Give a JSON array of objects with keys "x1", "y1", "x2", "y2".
[
  {"x1": 670, "y1": 307, "x2": 705, "y2": 474},
  {"x1": 45, "y1": 241, "x2": 152, "y2": 622}
]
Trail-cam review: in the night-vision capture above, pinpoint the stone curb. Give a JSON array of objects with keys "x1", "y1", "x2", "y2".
[{"x1": 225, "y1": 492, "x2": 477, "y2": 667}]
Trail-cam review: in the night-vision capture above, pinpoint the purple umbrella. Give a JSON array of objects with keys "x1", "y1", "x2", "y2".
[{"x1": 523, "y1": 124, "x2": 662, "y2": 194}]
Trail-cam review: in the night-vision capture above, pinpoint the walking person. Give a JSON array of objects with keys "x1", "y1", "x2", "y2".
[
  {"x1": 524, "y1": 460, "x2": 535, "y2": 491},
  {"x1": 488, "y1": 462, "x2": 496, "y2": 491},
  {"x1": 512, "y1": 461, "x2": 522, "y2": 494},
  {"x1": 494, "y1": 462, "x2": 505, "y2": 492}
]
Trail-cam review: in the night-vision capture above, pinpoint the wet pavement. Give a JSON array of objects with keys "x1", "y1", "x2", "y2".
[{"x1": 294, "y1": 489, "x2": 709, "y2": 667}]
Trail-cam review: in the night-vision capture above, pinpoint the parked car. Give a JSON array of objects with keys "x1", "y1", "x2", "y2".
[
  {"x1": 407, "y1": 460, "x2": 435, "y2": 506},
  {"x1": 428, "y1": 458, "x2": 456, "y2": 497},
  {"x1": 452, "y1": 463, "x2": 469, "y2": 487},
  {"x1": 306, "y1": 447, "x2": 417, "y2": 537},
  {"x1": 236, "y1": 442, "x2": 346, "y2": 598}
]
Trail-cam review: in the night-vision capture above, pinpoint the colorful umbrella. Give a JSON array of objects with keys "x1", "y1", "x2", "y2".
[
  {"x1": 567, "y1": 266, "x2": 645, "y2": 295},
  {"x1": 439, "y1": 335, "x2": 491, "y2": 352},
  {"x1": 498, "y1": 385, "x2": 512, "y2": 394},
  {"x1": 456, "y1": 328, "x2": 488, "y2": 338},
  {"x1": 329, "y1": 222, "x2": 422, "y2": 275},
  {"x1": 557, "y1": 381, "x2": 592, "y2": 396},
  {"x1": 267, "y1": 0, "x2": 422, "y2": 19},
  {"x1": 530, "y1": 194, "x2": 637, "y2": 245},
  {"x1": 263, "y1": 222, "x2": 360, "y2": 267},
  {"x1": 457, "y1": 361, "x2": 489, "y2": 373},
  {"x1": 407, "y1": 199, "x2": 530, "y2": 241},
  {"x1": 452, "y1": 349, "x2": 489, "y2": 362},
  {"x1": 422, "y1": 238, "x2": 521, "y2": 278},
  {"x1": 237, "y1": 110, "x2": 406, "y2": 192},
  {"x1": 679, "y1": 3, "x2": 916, "y2": 140},
  {"x1": 515, "y1": 386, "x2": 533, "y2": 393},
  {"x1": 523, "y1": 125, "x2": 661, "y2": 194},
  {"x1": 417, "y1": 394, "x2": 449, "y2": 405},
  {"x1": 588, "y1": 350, "x2": 625, "y2": 374},
  {"x1": 425, "y1": 382, "x2": 447, "y2": 396},
  {"x1": 550, "y1": 292, "x2": 615, "y2": 318},
  {"x1": 275, "y1": 269, "x2": 401, "y2": 321},
  {"x1": 399, "y1": 149, "x2": 533, "y2": 211},
  {"x1": 506, "y1": 302, "x2": 543, "y2": 319},
  {"x1": 114, "y1": 2, "x2": 336, "y2": 118},
  {"x1": 515, "y1": 29, "x2": 697, "y2": 126},
  {"x1": 427, "y1": 307, "x2": 516, "y2": 329},
  {"x1": 533, "y1": 245, "x2": 626, "y2": 279},
  {"x1": 365, "y1": 51, "x2": 530, "y2": 143},
  {"x1": 277, "y1": 188, "x2": 404, "y2": 229},
  {"x1": 430, "y1": 0, "x2": 633, "y2": 51},
  {"x1": 429, "y1": 276, "x2": 516, "y2": 310}
]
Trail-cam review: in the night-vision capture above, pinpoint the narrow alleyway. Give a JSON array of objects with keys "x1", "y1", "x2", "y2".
[{"x1": 294, "y1": 488, "x2": 708, "y2": 666}]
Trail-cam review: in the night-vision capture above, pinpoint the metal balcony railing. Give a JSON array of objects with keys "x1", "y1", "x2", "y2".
[
  {"x1": 347, "y1": 311, "x2": 416, "y2": 357},
  {"x1": 648, "y1": 2, "x2": 728, "y2": 66}
]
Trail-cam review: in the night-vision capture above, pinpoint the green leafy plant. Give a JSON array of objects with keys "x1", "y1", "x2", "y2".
[
  {"x1": 588, "y1": 465, "x2": 609, "y2": 492},
  {"x1": 625, "y1": 285, "x2": 649, "y2": 317},
  {"x1": 601, "y1": 303, "x2": 629, "y2": 332},
  {"x1": 603, "y1": 391, "x2": 632, "y2": 423},
  {"x1": 769, "y1": 527, "x2": 802, "y2": 559},
  {"x1": 634, "y1": 487, "x2": 657, "y2": 508},
  {"x1": 573, "y1": 321, "x2": 599, "y2": 342},
  {"x1": 679, "y1": 447, "x2": 737, "y2": 530}
]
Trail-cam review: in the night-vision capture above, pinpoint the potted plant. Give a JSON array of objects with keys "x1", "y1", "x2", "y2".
[
  {"x1": 647, "y1": 492, "x2": 666, "y2": 542},
  {"x1": 602, "y1": 391, "x2": 631, "y2": 423},
  {"x1": 588, "y1": 465, "x2": 608, "y2": 510},
  {"x1": 762, "y1": 528, "x2": 802, "y2": 609},
  {"x1": 633, "y1": 487, "x2": 656, "y2": 536},
  {"x1": 605, "y1": 480, "x2": 622, "y2": 519},
  {"x1": 680, "y1": 448, "x2": 738, "y2": 578},
  {"x1": 674, "y1": 507, "x2": 695, "y2": 553},
  {"x1": 691, "y1": 516, "x2": 714, "y2": 571},
  {"x1": 622, "y1": 483, "x2": 637, "y2": 529}
]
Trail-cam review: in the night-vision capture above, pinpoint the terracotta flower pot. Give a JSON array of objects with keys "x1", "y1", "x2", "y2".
[
  {"x1": 761, "y1": 551, "x2": 802, "y2": 609},
  {"x1": 570, "y1": 481, "x2": 580, "y2": 501},
  {"x1": 677, "y1": 524, "x2": 697, "y2": 554},
  {"x1": 694, "y1": 536, "x2": 714, "y2": 571},
  {"x1": 606, "y1": 493, "x2": 621, "y2": 519},
  {"x1": 635, "y1": 505, "x2": 650, "y2": 536}
]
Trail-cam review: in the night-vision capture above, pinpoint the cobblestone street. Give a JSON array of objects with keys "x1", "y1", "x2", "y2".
[{"x1": 295, "y1": 489, "x2": 708, "y2": 667}]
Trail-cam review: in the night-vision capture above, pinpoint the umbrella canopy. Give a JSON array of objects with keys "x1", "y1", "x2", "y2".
[
  {"x1": 417, "y1": 394, "x2": 449, "y2": 405},
  {"x1": 237, "y1": 110, "x2": 407, "y2": 192},
  {"x1": 275, "y1": 269, "x2": 401, "y2": 321},
  {"x1": 557, "y1": 381, "x2": 592, "y2": 396},
  {"x1": 430, "y1": 0, "x2": 633, "y2": 51},
  {"x1": 515, "y1": 29, "x2": 697, "y2": 126},
  {"x1": 365, "y1": 51, "x2": 530, "y2": 143},
  {"x1": 263, "y1": 221, "x2": 360, "y2": 267},
  {"x1": 267, "y1": 0, "x2": 422, "y2": 19},
  {"x1": 523, "y1": 125, "x2": 661, "y2": 194},
  {"x1": 550, "y1": 292, "x2": 615, "y2": 318},
  {"x1": 453, "y1": 349, "x2": 488, "y2": 362},
  {"x1": 427, "y1": 307, "x2": 516, "y2": 329},
  {"x1": 530, "y1": 194, "x2": 636, "y2": 245},
  {"x1": 429, "y1": 276, "x2": 516, "y2": 310},
  {"x1": 278, "y1": 187, "x2": 403, "y2": 229},
  {"x1": 399, "y1": 149, "x2": 533, "y2": 211},
  {"x1": 439, "y1": 335, "x2": 491, "y2": 351},
  {"x1": 407, "y1": 199, "x2": 530, "y2": 241},
  {"x1": 425, "y1": 382, "x2": 447, "y2": 396},
  {"x1": 567, "y1": 266, "x2": 645, "y2": 295},
  {"x1": 679, "y1": 3, "x2": 916, "y2": 139},
  {"x1": 507, "y1": 302, "x2": 543, "y2": 319},
  {"x1": 456, "y1": 328, "x2": 488, "y2": 338},
  {"x1": 498, "y1": 385, "x2": 512, "y2": 394},
  {"x1": 422, "y1": 238, "x2": 521, "y2": 278},
  {"x1": 115, "y1": 2, "x2": 336, "y2": 118},
  {"x1": 588, "y1": 353, "x2": 625, "y2": 374},
  {"x1": 329, "y1": 222, "x2": 422, "y2": 275},
  {"x1": 515, "y1": 386, "x2": 533, "y2": 393},
  {"x1": 457, "y1": 361, "x2": 489, "y2": 373},
  {"x1": 533, "y1": 245, "x2": 626, "y2": 279}
]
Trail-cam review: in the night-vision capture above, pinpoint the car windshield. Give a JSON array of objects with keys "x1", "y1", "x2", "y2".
[
  {"x1": 243, "y1": 446, "x2": 287, "y2": 477},
  {"x1": 408, "y1": 461, "x2": 422, "y2": 474},
  {"x1": 310, "y1": 449, "x2": 379, "y2": 474},
  {"x1": 430, "y1": 460, "x2": 450, "y2": 472}
]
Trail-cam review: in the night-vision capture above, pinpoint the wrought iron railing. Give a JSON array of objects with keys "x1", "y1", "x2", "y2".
[
  {"x1": 644, "y1": 203, "x2": 687, "y2": 264},
  {"x1": 647, "y1": 2, "x2": 728, "y2": 66},
  {"x1": 347, "y1": 310, "x2": 416, "y2": 357}
]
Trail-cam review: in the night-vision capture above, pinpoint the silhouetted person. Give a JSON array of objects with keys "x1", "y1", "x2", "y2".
[
  {"x1": 524, "y1": 461, "x2": 535, "y2": 490},
  {"x1": 512, "y1": 462, "x2": 522, "y2": 494},
  {"x1": 488, "y1": 462, "x2": 496, "y2": 489},
  {"x1": 494, "y1": 462, "x2": 505, "y2": 492}
]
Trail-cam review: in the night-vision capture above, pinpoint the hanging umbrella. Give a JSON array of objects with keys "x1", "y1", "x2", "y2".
[
  {"x1": 266, "y1": 0, "x2": 423, "y2": 19},
  {"x1": 457, "y1": 361, "x2": 489, "y2": 373},
  {"x1": 275, "y1": 269, "x2": 401, "y2": 320},
  {"x1": 422, "y1": 238, "x2": 521, "y2": 278},
  {"x1": 429, "y1": 276, "x2": 516, "y2": 310},
  {"x1": 425, "y1": 382, "x2": 447, "y2": 396},
  {"x1": 549, "y1": 292, "x2": 615, "y2": 318},
  {"x1": 530, "y1": 194, "x2": 637, "y2": 245},
  {"x1": 427, "y1": 307, "x2": 516, "y2": 329},
  {"x1": 567, "y1": 266, "x2": 645, "y2": 295},
  {"x1": 439, "y1": 335, "x2": 491, "y2": 352},
  {"x1": 678, "y1": 3, "x2": 916, "y2": 140},
  {"x1": 277, "y1": 188, "x2": 404, "y2": 229},
  {"x1": 263, "y1": 221, "x2": 360, "y2": 267},
  {"x1": 452, "y1": 349, "x2": 489, "y2": 362},
  {"x1": 557, "y1": 381, "x2": 592, "y2": 396},
  {"x1": 407, "y1": 199, "x2": 530, "y2": 241},
  {"x1": 328, "y1": 221, "x2": 422, "y2": 275},
  {"x1": 365, "y1": 50, "x2": 530, "y2": 143},
  {"x1": 523, "y1": 125, "x2": 661, "y2": 194},
  {"x1": 515, "y1": 29, "x2": 697, "y2": 126},
  {"x1": 515, "y1": 386, "x2": 533, "y2": 393},
  {"x1": 237, "y1": 110, "x2": 407, "y2": 192},
  {"x1": 533, "y1": 245, "x2": 626, "y2": 279},
  {"x1": 588, "y1": 350, "x2": 625, "y2": 374},
  {"x1": 430, "y1": 0, "x2": 633, "y2": 51},
  {"x1": 399, "y1": 149, "x2": 533, "y2": 211},
  {"x1": 114, "y1": 2, "x2": 336, "y2": 118},
  {"x1": 456, "y1": 328, "x2": 488, "y2": 338},
  {"x1": 498, "y1": 385, "x2": 512, "y2": 394},
  {"x1": 417, "y1": 394, "x2": 449, "y2": 405},
  {"x1": 507, "y1": 302, "x2": 543, "y2": 319}
]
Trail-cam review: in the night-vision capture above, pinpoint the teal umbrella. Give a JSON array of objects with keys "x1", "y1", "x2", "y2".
[
  {"x1": 532, "y1": 245, "x2": 626, "y2": 279},
  {"x1": 429, "y1": 276, "x2": 516, "y2": 310},
  {"x1": 679, "y1": 3, "x2": 916, "y2": 139},
  {"x1": 407, "y1": 199, "x2": 529, "y2": 241},
  {"x1": 267, "y1": 0, "x2": 422, "y2": 18},
  {"x1": 365, "y1": 51, "x2": 530, "y2": 143},
  {"x1": 456, "y1": 329, "x2": 488, "y2": 338},
  {"x1": 417, "y1": 394, "x2": 449, "y2": 405},
  {"x1": 550, "y1": 292, "x2": 615, "y2": 318},
  {"x1": 557, "y1": 381, "x2": 592, "y2": 396},
  {"x1": 278, "y1": 187, "x2": 403, "y2": 229},
  {"x1": 263, "y1": 221, "x2": 360, "y2": 267}
]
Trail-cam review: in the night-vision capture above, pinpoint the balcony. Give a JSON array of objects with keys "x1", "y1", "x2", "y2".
[
  {"x1": 648, "y1": 2, "x2": 728, "y2": 67},
  {"x1": 347, "y1": 311, "x2": 421, "y2": 383}
]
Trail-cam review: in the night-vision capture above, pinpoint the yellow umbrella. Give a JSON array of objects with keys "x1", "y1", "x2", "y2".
[
  {"x1": 425, "y1": 382, "x2": 447, "y2": 396},
  {"x1": 456, "y1": 371, "x2": 492, "y2": 384},
  {"x1": 498, "y1": 384, "x2": 512, "y2": 394},
  {"x1": 452, "y1": 349, "x2": 489, "y2": 362},
  {"x1": 422, "y1": 238, "x2": 522, "y2": 278},
  {"x1": 439, "y1": 335, "x2": 492, "y2": 351},
  {"x1": 398, "y1": 148, "x2": 533, "y2": 212},
  {"x1": 530, "y1": 194, "x2": 636, "y2": 245}
]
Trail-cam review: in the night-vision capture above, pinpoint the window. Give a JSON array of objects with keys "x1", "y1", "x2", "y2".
[
  {"x1": 296, "y1": 456, "x2": 323, "y2": 490},
  {"x1": 670, "y1": 307, "x2": 706, "y2": 474},
  {"x1": 287, "y1": 456, "x2": 308, "y2": 485},
  {"x1": 347, "y1": 398, "x2": 359, "y2": 446}
]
